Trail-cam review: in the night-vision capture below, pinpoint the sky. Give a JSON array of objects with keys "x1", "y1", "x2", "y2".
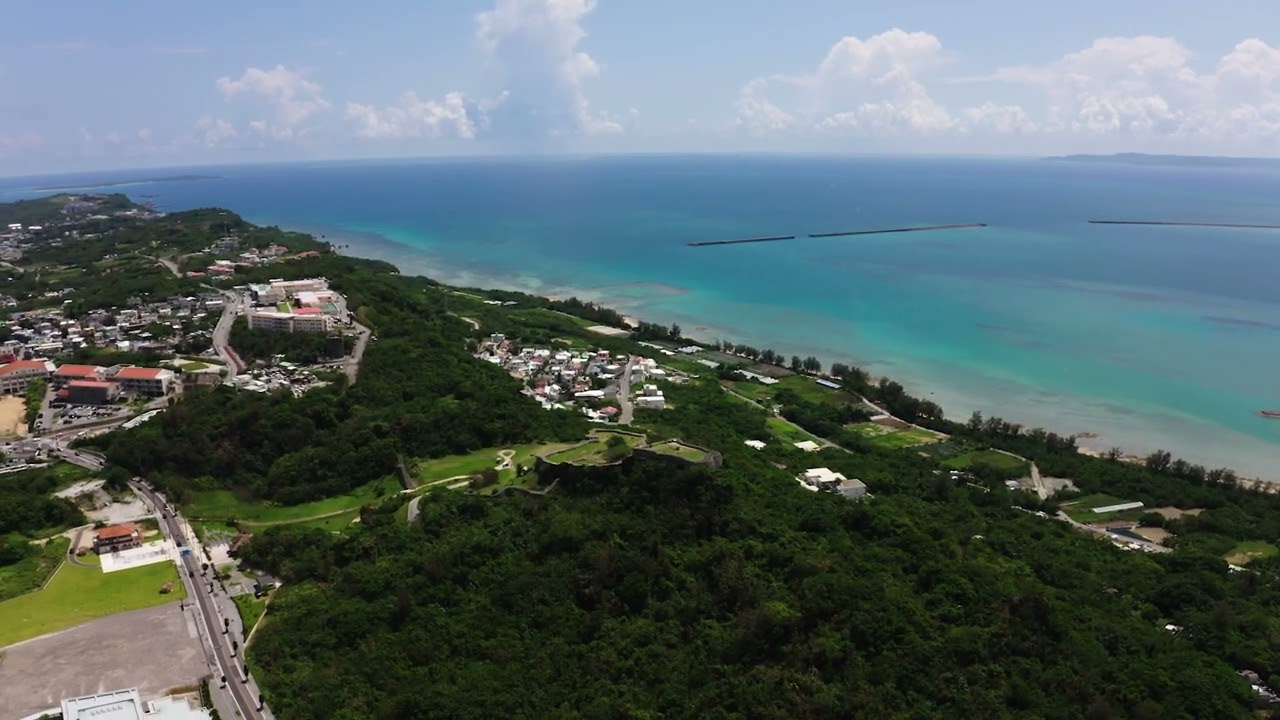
[{"x1": 2, "y1": 0, "x2": 1280, "y2": 174}]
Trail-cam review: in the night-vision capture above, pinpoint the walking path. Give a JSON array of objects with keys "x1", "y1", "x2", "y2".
[{"x1": 617, "y1": 357, "x2": 636, "y2": 425}]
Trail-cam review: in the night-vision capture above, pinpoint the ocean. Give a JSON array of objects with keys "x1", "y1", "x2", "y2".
[{"x1": 3, "y1": 155, "x2": 1279, "y2": 477}]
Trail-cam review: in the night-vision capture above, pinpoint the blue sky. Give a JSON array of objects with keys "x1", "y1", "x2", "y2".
[{"x1": 2, "y1": 0, "x2": 1279, "y2": 174}]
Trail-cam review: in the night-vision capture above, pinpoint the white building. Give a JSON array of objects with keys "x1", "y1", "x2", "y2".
[
  {"x1": 798, "y1": 467, "x2": 867, "y2": 499},
  {"x1": 744, "y1": 439, "x2": 766, "y2": 450},
  {"x1": 0, "y1": 359, "x2": 55, "y2": 395},
  {"x1": 59, "y1": 687, "x2": 212, "y2": 720},
  {"x1": 248, "y1": 310, "x2": 331, "y2": 333},
  {"x1": 110, "y1": 366, "x2": 175, "y2": 397}
]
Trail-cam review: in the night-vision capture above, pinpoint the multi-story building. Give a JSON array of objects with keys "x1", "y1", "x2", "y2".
[
  {"x1": 66, "y1": 380, "x2": 119, "y2": 405},
  {"x1": 0, "y1": 359, "x2": 55, "y2": 395},
  {"x1": 248, "y1": 309, "x2": 331, "y2": 333},
  {"x1": 53, "y1": 363, "x2": 107, "y2": 387},
  {"x1": 110, "y1": 366, "x2": 175, "y2": 397},
  {"x1": 93, "y1": 522, "x2": 141, "y2": 553}
]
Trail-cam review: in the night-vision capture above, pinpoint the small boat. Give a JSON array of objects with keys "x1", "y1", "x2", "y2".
[{"x1": 1259, "y1": 410, "x2": 1280, "y2": 419}]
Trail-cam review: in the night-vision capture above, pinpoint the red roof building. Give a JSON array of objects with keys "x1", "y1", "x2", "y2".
[
  {"x1": 0, "y1": 359, "x2": 55, "y2": 395},
  {"x1": 110, "y1": 366, "x2": 176, "y2": 397},
  {"x1": 292, "y1": 307, "x2": 324, "y2": 315},
  {"x1": 53, "y1": 364, "x2": 106, "y2": 386},
  {"x1": 93, "y1": 522, "x2": 141, "y2": 553}
]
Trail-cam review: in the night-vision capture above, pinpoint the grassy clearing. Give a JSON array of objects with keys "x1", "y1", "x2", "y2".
[
  {"x1": 191, "y1": 519, "x2": 241, "y2": 545},
  {"x1": 415, "y1": 447, "x2": 506, "y2": 482},
  {"x1": 1059, "y1": 493, "x2": 1140, "y2": 522},
  {"x1": 185, "y1": 479, "x2": 397, "y2": 524},
  {"x1": 647, "y1": 441, "x2": 708, "y2": 462},
  {"x1": 765, "y1": 416, "x2": 824, "y2": 446},
  {"x1": 179, "y1": 360, "x2": 210, "y2": 371},
  {"x1": 287, "y1": 509, "x2": 360, "y2": 533},
  {"x1": 234, "y1": 593, "x2": 269, "y2": 636},
  {"x1": 942, "y1": 450, "x2": 1029, "y2": 474},
  {"x1": 547, "y1": 440, "x2": 608, "y2": 464},
  {"x1": 0, "y1": 560, "x2": 185, "y2": 647},
  {"x1": 722, "y1": 380, "x2": 776, "y2": 404},
  {"x1": 0, "y1": 536, "x2": 70, "y2": 602},
  {"x1": 865, "y1": 426, "x2": 942, "y2": 449},
  {"x1": 1225, "y1": 541, "x2": 1279, "y2": 566}
]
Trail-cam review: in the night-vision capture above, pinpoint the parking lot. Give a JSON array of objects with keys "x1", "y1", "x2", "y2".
[{"x1": 0, "y1": 602, "x2": 208, "y2": 719}]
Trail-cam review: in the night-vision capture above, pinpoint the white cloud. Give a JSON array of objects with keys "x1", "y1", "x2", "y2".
[
  {"x1": 475, "y1": 0, "x2": 620, "y2": 137},
  {"x1": 346, "y1": 91, "x2": 485, "y2": 140},
  {"x1": 986, "y1": 36, "x2": 1280, "y2": 142},
  {"x1": 737, "y1": 29, "x2": 959, "y2": 136},
  {"x1": 216, "y1": 65, "x2": 330, "y2": 140},
  {"x1": 195, "y1": 116, "x2": 238, "y2": 148}
]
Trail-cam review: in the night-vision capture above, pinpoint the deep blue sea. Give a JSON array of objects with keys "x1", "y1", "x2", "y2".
[{"x1": 3, "y1": 155, "x2": 1279, "y2": 477}]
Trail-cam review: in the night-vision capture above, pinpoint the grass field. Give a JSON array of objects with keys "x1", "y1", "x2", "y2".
[
  {"x1": 942, "y1": 450, "x2": 1029, "y2": 474},
  {"x1": 647, "y1": 441, "x2": 708, "y2": 462},
  {"x1": 766, "y1": 416, "x2": 824, "y2": 446},
  {"x1": 1059, "y1": 493, "x2": 1142, "y2": 523},
  {"x1": 0, "y1": 560, "x2": 185, "y2": 647},
  {"x1": 1225, "y1": 540, "x2": 1279, "y2": 566},
  {"x1": 178, "y1": 360, "x2": 210, "y2": 371},
  {"x1": 415, "y1": 447, "x2": 508, "y2": 482},
  {"x1": 234, "y1": 593, "x2": 269, "y2": 635},
  {"x1": 286, "y1": 509, "x2": 360, "y2": 533},
  {"x1": 185, "y1": 479, "x2": 397, "y2": 525},
  {"x1": 0, "y1": 537, "x2": 69, "y2": 602},
  {"x1": 547, "y1": 440, "x2": 608, "y2": 464},
  {"x1": 848, "y1": 423, "x2": 942, "y2": 449}
]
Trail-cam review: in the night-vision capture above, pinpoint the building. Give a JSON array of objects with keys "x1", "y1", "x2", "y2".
[
  {"x1": 253, "y1": 277, "x2": 329, "y2": 304},
  {"x1": 110, "y1": 366, "x2": 175, "y2": 397},
  {"x1": 60, "y1": 687, "x2": 213, "y2": 720},
  {"x1": 53, "y1": 363, "x2": 107, "y2": 387},
  {"x1": 94, "y1": 522, "x2": 141, "y2": 553},
  {"x1": 0, "y1": 359, "x2": 55, "y2": 395},
  {"x1": 247, "y1": 309, "x2": 332, "y2": 333},
  {"x1": 798, "y1": 467, "x2": 868, "y2": 499},
  {"x1": 744, "y1": 439, "x2": 767, "y2": 450},
  {"x1": 67, "y1": 379, "x2": 119, "y2": 405},
  {"x1": 793, "y1": 440, "x2": 821, "y2": 453}
]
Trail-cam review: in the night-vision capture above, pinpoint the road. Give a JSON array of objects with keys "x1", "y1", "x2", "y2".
[
  {"x1": 131, "y1": 480, "x2": 271, "y2": 719},
  {"x1": 616, "y1": 357, "x2": 636, "y2": 425},
  {"x1": 343, "y1": 321, "x2": 372, "y2": 385},
  {"x1": 1054, "y1": 509, "x2": 1171, "y2": 554},
  {"x1": 211, "y1": 290, "x2": 246, "y2": 377}
]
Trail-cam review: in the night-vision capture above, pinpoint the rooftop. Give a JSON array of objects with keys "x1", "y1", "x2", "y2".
[
  {"x1": 96, "y1": 522, "x2": 138, "y2": 541},
  {"x1": 61, "y1": 688, "x2": 144, "y2": 720},
  {"x1": 68, "y1": 380, "x2": 114, "y2": 389},
  {"x1": 0, "y1": 359, "x2": 53, "y2": 376},
  {"x1": 114, "y1": 366, "x2": 171, "y2": 381},
  {"x1": 55, "y1": 363, "x2": 105, "y2": 377}
]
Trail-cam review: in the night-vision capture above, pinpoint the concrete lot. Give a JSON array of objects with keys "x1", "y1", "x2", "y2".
[{"x1": 0, "y1": 602, "x2": 207, "y2": 719}]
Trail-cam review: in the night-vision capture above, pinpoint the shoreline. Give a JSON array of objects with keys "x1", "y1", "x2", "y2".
[{"x1": 310, "y1": 219, "x2": 1277, "y2": 483}]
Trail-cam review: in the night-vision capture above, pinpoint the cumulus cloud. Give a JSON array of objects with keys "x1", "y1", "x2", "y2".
[
  {"x1": 475, "y1": 0, "x2": 620, "y2": 137},
  {"x1": 346, "y1": 91, "x2": 488, "y2": 140},
  {"x1": 216, "y1": 65, "x2": 330, "y2": 140},
  {"x1": 195, "y1": 116, "x2": 238, "y2": 148},
  {"x1": 985, "y1": 36, "x2": 1280, "y2": 142},
  {"x1": 737, "y1": 31, "x2": 1280, "y2": 149},
  {"x1": 737, "y1": 29, "x2": 961, "y2": 136}
]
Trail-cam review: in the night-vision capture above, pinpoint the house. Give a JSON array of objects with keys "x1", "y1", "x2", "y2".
[
  {"x1": 744, "y1": 439, "x2": 766, "y2": 450},
  {"x1": 635, "y1": 395, "x2": 666, "y2": 409},
  {"x1": 67, "y1": 380, "x2": 119, "y2": 405},
  {"x1": 110, "y1": 366, "x2": 175, "y2": 397},
  {"x1": 0, "y1": 359, "x2": 55, "y2": 395},
  {"x1": 94, "y1": 522, "x2": 141, "y2": 553},
  {"x1": 793, "y1": 440, "x2": 821, "y2": 453},
  {"x1": 797, "y1": 467, "x2": 867, "y2": 499},
  {"x1": 53, "y1": 363, "x2": 106, "y2": 387}
]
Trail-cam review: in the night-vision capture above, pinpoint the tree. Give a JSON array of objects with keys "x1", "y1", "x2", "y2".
[
  {"x1": 1145, "y1": 450, "x2": 1173, "y2": 473},
  {"x1": 790, "y1": 356, "x2": 802, "y2": 372},
  {"x1": 669, "y1": 323, "x2": 681, "y2": 339}
]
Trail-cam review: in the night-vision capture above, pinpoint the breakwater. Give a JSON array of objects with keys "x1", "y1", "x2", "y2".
[
  {"x1": 687, "y1": 234, "x2": 796, "y2": 247},
  {"x1": 688, "y1": 223, "x2": 986, "y2": 247},
  {"x1": 1090, "y1": 220, "x2": 1280, "y2": 230}
]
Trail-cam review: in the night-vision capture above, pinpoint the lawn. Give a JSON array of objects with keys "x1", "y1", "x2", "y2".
[
  {"x1": 942, "y1": 450, "x2": 1029, "y2": 475},
  {"x1": 647, "y1": 441, "x2": 708, "y2": 463},
  {"x1": 0, "y1": 560, "x2": 185, "y2": 647},
  {"x1": 722, "y1": 380, "x2": 777, "y2": 404},
  {"x1": 547, "y1": 440, "x2": 609, "y2": 465},
  {"x1": 185, "y1": 478, "x2": 398, "y2": 525},
  {"x1": 286, "y1": 509, "x2": 360, "y2": 533},
  {"x1": 191, "y1": 519, "x2": 241, "y2": 545},
  {"x1": 1059, "y1": 493, "x2": 1142, "y2": 523},
  {"x1": 766, "y1": 416, "x2": 824, "y2": 446},
  {"x1": 415, "y1": 447, "x2": 506, "y2": 482},
  {"x1": 234, "y1": 593, "x2": 269, "y2": 636},
  {"x1": 0, "y1": 536, "x2": 69, "y2": 602},
  {"x1": 848, "y1": 422, "x2": 942, "y2": 449},
  {"x1": 179, "y1": 360, "x2": 210, "y2": 371},
  {"x1": 1225, "y1": 540, "x2": 1279, "y2": 566}
]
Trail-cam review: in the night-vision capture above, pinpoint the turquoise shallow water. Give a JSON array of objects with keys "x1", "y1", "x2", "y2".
[{"x1": 4, "y1": 155, "x2": 1279, "y2": 477}]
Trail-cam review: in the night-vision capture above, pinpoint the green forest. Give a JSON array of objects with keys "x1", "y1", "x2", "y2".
[{"x1": 18, "y1": 200, "x2": 1280, "y2": 717}]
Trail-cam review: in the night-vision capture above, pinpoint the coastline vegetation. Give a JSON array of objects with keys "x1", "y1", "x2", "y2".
[{"x1": 12, "y1": 198, "x2": 1280, "y2": 716}]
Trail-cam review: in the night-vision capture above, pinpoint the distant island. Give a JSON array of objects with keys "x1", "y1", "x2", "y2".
[
  {"x1": 33, "y1": 174, "x2": 220, "y2": 191},
  {"x1": 1048, "y1": 153, "x2": 1280, "y2": 168}
]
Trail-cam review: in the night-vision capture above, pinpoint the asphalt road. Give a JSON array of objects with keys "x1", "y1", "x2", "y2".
[
  {"x1": 617, "y1": 357, "x2": 636, "y2": 425},
  {"x1": 344, "y1": 321, "x2": 372, "y2": 384},
  {"x1": 211, "y1": 290, "x2": 246, "y2": 376},
  {"x1": 131, "y1": 481, "x2": 268, "y2": 719}
]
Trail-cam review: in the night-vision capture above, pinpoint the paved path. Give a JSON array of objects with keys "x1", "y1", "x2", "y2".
[
  {"x1": 343, "y1": 321, "x2": 372, "y2": 385},
  {"x1": 617, "y1": 357, "x2": 636, "y2": 425},
  {"x1": 210, "y1": 290, "x2": 246, "y2": 377},
  {"x1": 66, "y1": 526, "x2": 94, "y2": 567}
]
